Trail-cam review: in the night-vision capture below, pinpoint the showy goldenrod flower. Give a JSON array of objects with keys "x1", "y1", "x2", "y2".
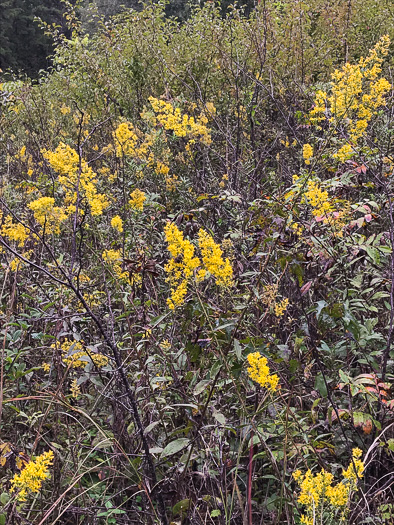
[
  {"x1": 1, "y1": 215, "x2": 29, "y2": 246},
  {"x1": 246, "y1": 352, "x2": 279, "y2": 392},
  {"x1": 305, "y1": 180, "x2": 333, "y2": 217},
  {"x1": 113, "y1": 122, "x2": 138, "y2": 157},
  {"x1": 10, "y1": 451, "x2": 54, "y2": 502},
  {"x1": 42, "y1": 143, "x2": 109, "y2": 216},
  {"x1": 28, "y1": 196, "x2": 67, "y2": 235},
  {"x1": 198, "y1": 229, "x2": 233, "y2": 287},
  {"x1": 129, "y1": 189, "x2": 146, "y2": 211},
  {"x1": 52, "y1": 339, "x2": 108, "y2": 369},
  {"x1": 342, "y1": 448, "x2": 364, "y2": 486},
  {"x1": 111, "y1": 215, "x2": 123, "y2": 233},
  {"x1": 148, "y1": 97, "x2": 212, "y2": 145},
  {"x1": 70, "y1": 378, "x2": 81, "y2": 398},
  {"x1": 102, "y1": 249, "x2": 129, "y2": 282},
  {"x1": 164, "y1": 223, "x2": 200, "y2": 309},
  {"x1": 294, "y1": 449, "x2": 365, "y2": 522},
  {"x1": 302, "y1": 143, "x2": 313, "y2": 165},
  {"x1": 310, "y1": 35, "x2": 391, "y2": 152},
  {"x1": 274, "y1": 298, "x2": 289, "y2": 317}
]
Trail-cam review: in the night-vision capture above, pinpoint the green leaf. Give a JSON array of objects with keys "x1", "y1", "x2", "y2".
[
  {"x1": 160, "y1": 438, "x2": 190, "y2": 458},
  {"x1": 172, "y1": 499, "x2": 191, "y2": 516},
  {"x1": 314, "y1": 373, "x2": 327, "y2": 397},
  {"x1": 0, "y1": 514, "x2": 5, "y2": 525},
  {"x1": 194, "y1": 380, "x2": 210, "y2": 395},
  {"x1": 144, "y1": 421, "x2": 160, "y2": 435},
  {"x1": 234, "y1": 339, "x2": 242, "y2": 360},
  {"x1": 316, "y1": 300, "x2": 327, "y2": 319},
  {"x1": 0, "y1": 493, "x2": 9, "y2": 506},
  {"x1": 211, "y1": 509, "x2": 221, "y2": 517},
  {"x1": 212, "y1": 410, "x2": 226, "y2": 425}
]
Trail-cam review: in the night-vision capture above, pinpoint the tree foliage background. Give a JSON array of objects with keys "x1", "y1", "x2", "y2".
[{"x1": 0, "y1": 1, "x2": 394, "y2": 524}]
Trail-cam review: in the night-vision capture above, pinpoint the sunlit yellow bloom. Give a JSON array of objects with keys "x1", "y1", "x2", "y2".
[
  {"x1": 246, "y1": 352, "x2": 279, "y2": 392},
  {"x1": 129, "y1": 189, "x2": 146, "y2": 211},
  {"x1": 42, "y1": 143, "x2": 109, "y2": 216},
  {"x1": 198, "y1": 229, "x2": 233, "y2": 287},
  {"x1": 302, "y1": 144, "x2": 313, "y2": 165},
  {"x1": 111, "y1": 215, "x2": 123, "y2": 233},
  {"x1": 164, "y1": 223, "x2": 200, "y2": 309},
  {"x1": 1, "y1": 215, "x2": 29, "y2": 246},
  {"x1": 28, "y1": 196, "x2": 67, "y2": 234},
  {"x1": 10, "y1": 451, "x2": 54, "y2": 502},
  {"x1": 52, "y1": 339, "x2": 108, "y2": 369}
]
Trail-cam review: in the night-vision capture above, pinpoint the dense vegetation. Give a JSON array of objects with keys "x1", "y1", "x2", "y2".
[
  {"x1": 0, "y1": 1, "x2": 394, "y2": 523},
  {"x1": 0, "y1": 0, "x2": 254, "y2": 76}
]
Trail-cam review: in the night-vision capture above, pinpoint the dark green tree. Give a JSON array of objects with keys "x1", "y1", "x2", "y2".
[{"x1": 0, "y1": 0, "x2": 66, "y2": 77}]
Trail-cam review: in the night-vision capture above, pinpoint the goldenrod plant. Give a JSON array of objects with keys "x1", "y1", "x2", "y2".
[{"x1": 0, "y1": 2, "x2": 393, "y2": 523}]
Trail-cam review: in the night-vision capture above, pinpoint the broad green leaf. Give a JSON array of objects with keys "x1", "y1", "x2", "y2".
[{"x1": 160, "y1": 438, "x2": 190, "y2": 458}]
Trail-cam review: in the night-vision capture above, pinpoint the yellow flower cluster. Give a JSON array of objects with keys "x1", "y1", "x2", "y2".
[
  {"x1": 52, "y1": 339, "x2": 109, "y2": 369},
  {"x1": 198, "y1": 229, "x2": 233, "y2": 287},
  {"x1": 129, "y1": 189, "x2": 146, "y2": 211},
  {"x1": 43, "y1": 142, "x2": 109, "y2": 216},
  {"x1": 303, "y1": 144, "x2": 313, "y2": 165},
  {"x1": 286, "y1": 175, "x2": 350, "y2": 236},
  {"x1": 113, "y1": 122, "x2": 138, "y2": 157},
  {"x1": 148, "y1": 97, "x2": 212, "y2": 145},
  {"x1": 164, "y1": 223, "x2": 201, "y2": 309},
  {"x1": 342, "y1": 447, "x2": 364, "y2": 486},
  {"x1": 60, "y1": 104, "x2": 71, "y2": 115},
  {"x1": 305, "y1": 180, "x2": 333, "y2": 218},
  {"x1": 70, "y1": 378, "x2": 81, "y2": 398},
  {"x1": 274, "y1": 298, "x2": 289, "y2": 317},
  {"x1": 164, "y1": 224, "x2": 234, "y2": 309},
  {"x1": 334, "y1": 143, "x2": 354, "y2": 163},
  {"x1": 1, "y1": 215, "x2": 29, "y2": 246},
  {"x1": 160, "y1": 339, "x2": 171, "y2": 350},
  {"x1": 111, "y1": 215, "x2": 123, "y2": 232},
  {"x1": 294, "y1": 468, "x2": 348, "y2": 508},
  {"x1": 260, "y1": 284, "x2": 289, "y2": 317},
  {"x1": 310, "y1": 35, "x2": 391, "y2": 161},
  {"x1": 246, "y1": 352, "x2": 280, "y2": 391},
  {"x1": 10, "y1": 450, "x2": 54, "y2": 502},
  {"x1": 102, "y1": 249, "x2": 129, "y2": 282},
  {"x1": 28, "y1": 196, "x2": 67, "y2": 234},
  {"x1": 42, "y1": 362, "x2": 51, "y2": 372},
  {"x1": 293, "y1": 448, "x2": 365, "y2": 522}
]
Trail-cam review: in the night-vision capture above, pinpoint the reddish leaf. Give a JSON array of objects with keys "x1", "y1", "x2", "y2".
[{"x1": 300, "y1": 281, "x2": 313, "y2": 295}]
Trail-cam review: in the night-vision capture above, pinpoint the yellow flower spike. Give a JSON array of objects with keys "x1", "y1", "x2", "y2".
[
  {"x1": 129, "y1": 189, "x2": 146, "y2": 211},
  {"x1": 310, "y1": 36, "x2": 391, "y2": 149},
  {"x1": 42, "y1": 143, "x2": 108, "y2": 216},
  {"x1": 148, "y1": 97, "x2": 212, "y2": 145},
  {"x1": 28, "y1": 196, "x2": 67, "y2": 235},
  {"x1": 52, "y1": 339, "x2": 108, "y2": 369},
  {"x1": 246, "y1": 352, "x2": 279, "y2": 392},
  {"x1": 111, "y1": 215, "x2": 123, "y2": 233},
  {"x1": 1, "y1": 216, "x2": 29, "y2": 246},
  {"x1": 102, "y1": 249, "x2": 129, "y2": 282},
  {"x1": 302, "y1": 144, "x2": 313, "y2": 165},
  {"x1": 10, "y1": 451, "x2": 54, "y2": 502},
  {"x1": 197, "y1": 229, "x2": 233, "y2": 287},
  {"x1": 164, "y1": 223, "x2": 200, "y2": 308},
  {"x1": 113, "y1": 121, "x2": 139, "y2": 157}
]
